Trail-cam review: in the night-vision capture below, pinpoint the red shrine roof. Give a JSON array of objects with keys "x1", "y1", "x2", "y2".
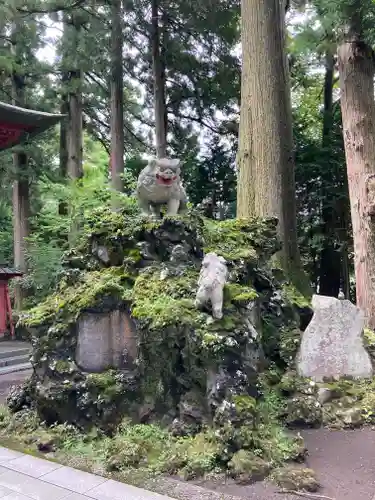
[
  {"x1": 0, "y1": 265, "x2": 23, "y2": 279},
  {"x1": 0, "y1": 101, "x2": 65, "y2": 152}
]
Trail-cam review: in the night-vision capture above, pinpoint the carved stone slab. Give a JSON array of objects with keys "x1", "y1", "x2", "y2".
[
  {"x1": 76, "y1": 309, "x2": 137, "y2": 372},
  {"x1": 297, "y1": 294, "x2": 373, "y2": 381}
]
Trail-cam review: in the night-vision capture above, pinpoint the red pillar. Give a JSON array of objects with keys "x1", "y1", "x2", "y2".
[
  {"x1": 0, "y1": 280, "x2": 15, "y2": 338},
  {"x1": 0, "y1": 280, "x2": 7, "y2": 336},
  {"x1": 5, "y1": 283, "x2": 14, "y2": 338}
]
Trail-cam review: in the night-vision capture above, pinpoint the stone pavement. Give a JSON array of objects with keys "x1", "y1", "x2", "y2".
[{"x1": 0, "y1": 446, "x2": 173, "y2": 500}]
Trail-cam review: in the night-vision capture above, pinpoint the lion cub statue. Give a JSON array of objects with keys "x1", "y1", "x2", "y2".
[
  {"x1": 136, "y1": 157, "x2": 187, "y2": 218},
  {"x1": 195, "y1": 252, "x2": 228, "y2": 320}
]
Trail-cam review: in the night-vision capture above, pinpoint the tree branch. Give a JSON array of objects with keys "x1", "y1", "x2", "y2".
[
  {"x1": 171, "y1": 112, "x2": 221, "y2": 134},
  {"x1": 17, "y1": 0, "x2": 86, "y2": 15}
]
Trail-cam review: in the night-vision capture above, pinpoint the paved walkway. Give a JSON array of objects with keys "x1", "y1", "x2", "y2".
[{"x1": 0, "y1": 446, "x2": 173, "y2": 500}]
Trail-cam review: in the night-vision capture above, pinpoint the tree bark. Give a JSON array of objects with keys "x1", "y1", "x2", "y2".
[
  {"x1": 319, "y1": 51, "x2": 341, "y2": 297},
  {"x1": 151, "y1": 0, "x2": 167, "y2": 158},
  {"x1": 337, "y1": 16, "x2": 375, "y2": 327},
  {"x1": 63, "y1": 14, "x2": 83, "y2": 245},
  {"x1": 237, "y1": 0, "x2": 302, "y2": 279},
  {"x1": 67, "y1": 69, "x2": 83, "y2": 180},
  {"x1": 110, "y1": 0, "x2": 124, "y2": 195},
  {"x1": 66, "y1": 15, "x2": 83, "y2": 181},
  {"x1": 59, "y1": 71, "x2": 69, "y2": 216},
  {"x1": 11, "y1": 36, "x2": 30, "y2": 310}
]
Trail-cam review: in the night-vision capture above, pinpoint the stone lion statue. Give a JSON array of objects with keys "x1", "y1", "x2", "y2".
[
  {"x1": 195, "y1": 252, "x2": 228, "y2": 320},
  {"x1": 136, "y1": 157, "x2": 188, "y2": 218}
]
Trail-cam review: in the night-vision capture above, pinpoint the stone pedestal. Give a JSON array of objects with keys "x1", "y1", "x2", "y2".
[{"x1": 76, "y1": 309, "x2": 137, "y2": 372}]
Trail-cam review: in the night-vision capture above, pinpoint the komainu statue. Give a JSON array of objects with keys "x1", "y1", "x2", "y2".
[
  {"x1": 136, "y1": 157, "x2": 187, "y2": 218},
  {"x1": 195, "y1": 252, "x2": 228, "y2": 320}
]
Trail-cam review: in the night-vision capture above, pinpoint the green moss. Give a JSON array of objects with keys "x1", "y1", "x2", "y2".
[
  {"x1": 233, "y1": 395, "x2": 257, "y2": 416},
  {"x1": 228, "y1": 450, "x2": 271, "y2": 483},
  {"x1": 364, "y1": 328, "x2": 375, "y2": 362},
  {"x1": 320, "y1": 378, "x2": 375, "y2": 428},
  {"x1": 279, "y1": 372, "x2": 316, "y2": 395},
  {"x1": 86, "y1": 371, "x2": 124, "y2": 402},
  {"x1": 131, "y1": 267, "x2": 202, "y2": 330},
  {"x1": 279, "y1": 327, "x2": 302, "y2": 365},
  {"x1": 202, "y1": 217, "x2": 279, "y2": 263},
  {"x1": 272, "y1": 466, "x2": 320, "y2": 492},
  {"x1": 54, "y1": 360, "x2": 71, "y2": 374},
  {"x1": 20, "y1": 267, "x2": 133, "y2": 330},
  {"x1": 282, "y1": 283, "x2": 311, "y2": 309},
  {"x1": 165, "y1": 432, "x2": 223, "y2": 480},
  {"x1": 276, "y1": 372, "x2": 375, "y2": 429},
  {"x1": 225, "y1": 283, "x2": 258, "y2": 304}
]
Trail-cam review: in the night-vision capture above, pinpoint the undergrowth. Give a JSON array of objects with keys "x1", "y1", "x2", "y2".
[{"x1": 0, "y1": 400, "x2": 303, "y2": 484}]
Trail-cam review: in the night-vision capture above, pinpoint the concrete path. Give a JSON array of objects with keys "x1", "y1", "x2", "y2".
[{"x1": 0, "y1": 446, "x2": 173, "y2": 500}]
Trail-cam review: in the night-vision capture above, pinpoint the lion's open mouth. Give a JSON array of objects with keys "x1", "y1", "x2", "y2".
[{"x1": 156, "y1": 174, "x2": 176, "y2": 185}]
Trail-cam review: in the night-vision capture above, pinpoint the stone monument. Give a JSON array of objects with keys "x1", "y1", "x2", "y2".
[
  {"x1": 297, "y1": 294, "x2": 373, "y2": 381},
  {"x1": 76, "y1": 309, "x2": 138, "y2": 372}
]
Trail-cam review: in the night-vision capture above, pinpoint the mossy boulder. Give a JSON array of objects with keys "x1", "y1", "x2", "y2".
[
  {"x1": 273, "y1": 369, "x2": 375, "y2": 430},
  {"x1": 228, "y1": 449, "x2": 271, "y2": 484},
  {"x1": 272, "y1": 466, "x2": 320, "y2": 492},
  {"x1": 11, "y1": 207, "x2": 309, "y2": 479}
]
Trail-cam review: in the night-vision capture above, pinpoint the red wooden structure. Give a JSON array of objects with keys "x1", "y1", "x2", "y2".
[
  {"x1": 0, "y1": 101, "x2": 65, "y2": 339},
  {"x1": 0, "y1": 101, "x2": 64, "y2": 152},
  {"x1": 0, "y1": 266, "x2": 23, "y2": 338}
]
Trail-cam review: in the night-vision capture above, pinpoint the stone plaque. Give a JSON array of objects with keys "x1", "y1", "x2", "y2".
[{"x1": 76, "y1": 309, "x2": 138, "y2": 372}]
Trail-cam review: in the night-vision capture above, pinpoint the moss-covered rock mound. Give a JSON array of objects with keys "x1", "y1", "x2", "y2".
[{"x1": 11, "y1": 207, "x2": 311, "y2": 483}]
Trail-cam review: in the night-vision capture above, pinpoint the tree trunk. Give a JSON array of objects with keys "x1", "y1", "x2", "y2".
[
  {"x1": 59, "y1": 72, "x2": 69, "y2": 216},
  {"x1": 237, "y1": 0, "x2": 302, "y2": 279},
  {"x1": 319, "y1": 52, "x2": 341, "y2": 297},
  {"x1": 11, "y1": 38, "x2": 30, "y2": 310},
  {"x1": 67, "y1": 69, "x2": 83, "y2": 181},
  {"x1": 337, "y1": 18, "x2": 375, "y2": 327},
  {"x1": 64, "y1": 14, "x2": 83, "y2": 245},
  {"x1": 110, "y1": 0, "x2": 125, "y2": 195},
  {"x1": 151, "y1": 0, "x2": 167, "y2": 158},
  {"x1": 66, "y1": 14, "x2": 83, "y2": 181}
]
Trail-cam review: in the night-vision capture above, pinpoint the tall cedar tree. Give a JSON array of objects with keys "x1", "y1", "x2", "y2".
[
  {"x1": 11, "y1": 21, "x2": 30, "y2": 310},
  {"x1": 66, "y1": 13, "x2": 83, "y2": 182},
  {"x1": 110, "y1": 0, "x2": 125, "y2": 193},
  {"x1": 237, "y1": 0, "x2": 302, "y2": 279},
  {"x1": 151, "y1": 0, "x2": 167, "y2": 158},
  {"x1": 319, "y1": 50, "x2": 341, "y2": 296},
  {"x1": 337, "y1": 3, "x2": 375, "y2": 327}
]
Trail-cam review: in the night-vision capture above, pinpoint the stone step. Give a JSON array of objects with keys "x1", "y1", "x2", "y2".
[
  {"x1": 0, "y1": 362, "x2": 32, "y2": 376},
  {"x1": 0, "y1": 354, "x2": 30, "y2": 368},
  {"x1": 0, "y1": 347, "x2": 31, "y2": 366},
  {"x1": 0, "y1": 348, "x2": 30, "y2": 361}
]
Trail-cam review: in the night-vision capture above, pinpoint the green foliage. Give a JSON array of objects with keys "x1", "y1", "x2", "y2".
[{"x1": 0, "y1": 402, "x2": 304, "y2": 483}]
